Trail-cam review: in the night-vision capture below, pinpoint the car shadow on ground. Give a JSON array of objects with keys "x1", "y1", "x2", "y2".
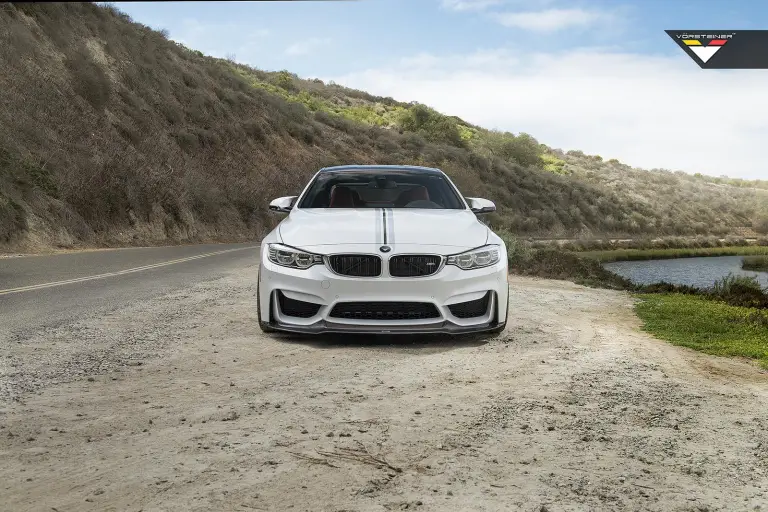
[{"x1": 271, "y1": 331, "x2": 497, "y2": 353}]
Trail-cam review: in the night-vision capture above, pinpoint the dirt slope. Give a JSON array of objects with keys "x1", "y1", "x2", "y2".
[
  {"x1": 1, "y1": 2, "x2": 766, "y2": 253},
  {"x1": 2, "y1": 266, "x2": 767, "y2": 511}
]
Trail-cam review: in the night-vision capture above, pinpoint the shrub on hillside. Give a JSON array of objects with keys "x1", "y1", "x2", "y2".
[
  {"x1": 286, "y1": 122, "x2": 318, "y2": 145},
  {"x1": 753, "y1": 215, "x2": 768, "y2": 235},
  {"x1": 0, "y1": 194, "x2": 26, "y2": 242},
  {"x1": 1, "y1": 1, "x2": 766, "y2": 250},
  {"x1": 272, "y1": 70, "x2": 298, "y2": 93},
  {"x1": 65, "y1": 46, "x2": 112, "y2": 110},
  {"x1": 398, "y1": 104, "x2": 464, "y2": 147},
  {"x1": 497, "y1": 133, "x2": 542, "y2": 168}
]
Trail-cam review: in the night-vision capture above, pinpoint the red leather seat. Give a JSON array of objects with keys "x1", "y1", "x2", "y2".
[
  {"x1": 395, "y1": 186, "x2": 430, "y2": 206},
  {"x1": 329, "y1": 186, "x2": 357, "y2": 208}
]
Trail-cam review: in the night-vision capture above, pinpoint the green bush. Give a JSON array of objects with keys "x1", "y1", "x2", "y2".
[
  {"x1": 499, "y1": 133, "x2": 541, "y2": 167},
  {"x1": 711, "y1": 274, "x2": 768, "y2": 308},
  {"x1": 398, "y1": 104, "x2": 464, "y2": 147},
  {"x1": 272, "y1": 70, "x2": 297, "y2": 92},
  {"x1": 541, "y1": 153, "x2": 567, "y2": 174},
  {"x1": 497, "y1": 229, "x2": 533, "y2": 264}
]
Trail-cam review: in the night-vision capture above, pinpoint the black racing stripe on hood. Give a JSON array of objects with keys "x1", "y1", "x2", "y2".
[{"x1": 382, "y1": 208, "x2": 388, "y2": 244}]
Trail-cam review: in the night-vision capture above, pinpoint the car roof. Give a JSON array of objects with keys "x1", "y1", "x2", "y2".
[{"x1": 318, "y1": 165, "x2": 444, "y2": 175}]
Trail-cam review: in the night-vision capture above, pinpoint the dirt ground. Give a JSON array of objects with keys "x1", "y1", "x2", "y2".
[{"x1": 2, "y1": 266, "x2": 768, "y2": 512}]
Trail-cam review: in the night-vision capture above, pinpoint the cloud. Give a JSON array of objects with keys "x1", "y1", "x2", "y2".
[
  {"x1": 327, "y1": 48, "x2": 768, "y2": 180},
  {"x1": 173, "y1": 19, "x2": 269, "y2": 45},
  {"x1": 440, "y1": 0, "x2": 505, "y2": 12},
  {"x1": 169, "y1": 19, "x2": 270, "y2": 60},
  {"x1": 285, "y1": 37, "x2": 332, "y2": 56},
  {"x1": 495, "y1": 8, "x2": 611, "y2": 32}
]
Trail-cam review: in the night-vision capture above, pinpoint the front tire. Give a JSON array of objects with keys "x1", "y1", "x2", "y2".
[{"x1": 257, "y1": 272, "x2": 277, "y2": 334}]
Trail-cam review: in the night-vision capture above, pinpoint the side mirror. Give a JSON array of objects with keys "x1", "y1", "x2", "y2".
[
  {"x1": 269, "y1": 196, "x2": 297, "y2": 213},
  {"x1": 466, "y1": 197, "x2": 496, "y2": 214}
]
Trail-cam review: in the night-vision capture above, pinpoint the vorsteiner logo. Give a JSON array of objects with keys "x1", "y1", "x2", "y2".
[
  {"x1": 665, "y1": 30, "x2": 768, "y2": 69},
  {"x1": 675, "y1": 34, "x2": 734, "y2": 39},
  {"x1": 674, "y1": 33, "x2": 734, "y2": 63}
]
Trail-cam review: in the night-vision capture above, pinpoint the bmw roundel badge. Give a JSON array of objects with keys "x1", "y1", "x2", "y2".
[{"x1": 379, "y1": 245, "x2": 391, "y2": 253}]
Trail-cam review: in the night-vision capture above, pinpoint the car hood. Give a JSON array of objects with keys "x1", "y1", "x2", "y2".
[{"x1": 278, "y1": 209, "x2": 488, "y2": 251}]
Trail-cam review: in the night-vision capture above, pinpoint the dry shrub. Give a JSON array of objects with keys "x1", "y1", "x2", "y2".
[
  {"x1": 0, "y1": 1, "x2": 766, "y2": 252},
  {"x1": 65, "y1": 45, "x2": 112, "y2": 110},
  {"x1": 0, "y1": 193, "x2": 26, "y2": 242}
]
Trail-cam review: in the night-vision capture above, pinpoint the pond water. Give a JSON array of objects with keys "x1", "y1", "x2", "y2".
[{"x1": 603, "y1": 256, "x2": 768, "y2": 289}]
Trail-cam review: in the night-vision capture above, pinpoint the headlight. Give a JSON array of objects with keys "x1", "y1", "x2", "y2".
[
  {"x1": 267, "y1": 243, "x2": 323, "y2": 270},
  {"x1": 446, "y1": 245, "x2": 500, "y2": 270}
]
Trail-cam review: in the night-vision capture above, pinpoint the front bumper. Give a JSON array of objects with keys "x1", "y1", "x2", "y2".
[{"x1": 258, "y1": 249, "x2": 509, "y2": 335}]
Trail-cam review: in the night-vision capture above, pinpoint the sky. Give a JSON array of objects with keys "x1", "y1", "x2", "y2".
[{"x1": 113, "y1": 0, "x2": 768, "y2": 180}]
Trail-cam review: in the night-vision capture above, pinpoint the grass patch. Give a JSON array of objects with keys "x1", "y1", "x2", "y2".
[
  {"x1": 743, "y1": 256, "x2": 768, "y2": 272},
  {"x1": 635, "y1": 293, "x2": 768, "y2": 368},
  {"x1": 579, "y1": 246, "x2": 768, "y2": 263}
]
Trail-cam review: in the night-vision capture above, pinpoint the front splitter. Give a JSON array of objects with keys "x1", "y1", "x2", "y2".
[{"x1": 267, "y1": 319, "x2": 502, "y2": 336}]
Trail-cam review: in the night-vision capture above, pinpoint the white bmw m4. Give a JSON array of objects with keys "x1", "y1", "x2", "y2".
[{"x1": 257, "y1": 165, "x2": 509, "y2": 335}]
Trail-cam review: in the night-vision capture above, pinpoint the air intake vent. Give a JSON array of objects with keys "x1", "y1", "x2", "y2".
[
  {"x1": 447, "y1": 292, "x2": 491, "y2": 319},
  {"x1": 329, "y1": 301, "x2": 440, "y2": 320},
  {"x1": 277, "y1": 291, "x2": 322, "y2": 318},
  {"x1": 328, "y1": 255, "x2": 382, "y2": 277},
  {"x1": 388, "y1": 255, "x2": 442, "y2": 277}
]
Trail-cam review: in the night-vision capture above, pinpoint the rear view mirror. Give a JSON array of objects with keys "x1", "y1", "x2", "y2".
[
  {"x1": 269, "y1": 196, "x2": 297, "y2": 213},
  {"x1": 466, "y1": 197, "x2": 496, "y2": 214}
]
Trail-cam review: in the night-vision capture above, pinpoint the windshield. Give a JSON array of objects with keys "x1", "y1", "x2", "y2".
[{"x1": 297, "y1": 169, "x2": 466, "y2": 209}]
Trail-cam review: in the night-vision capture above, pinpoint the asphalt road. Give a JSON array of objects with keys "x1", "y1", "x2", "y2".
[{"x1": 0, "y1": 243, "x2": 260, "y2": 342}]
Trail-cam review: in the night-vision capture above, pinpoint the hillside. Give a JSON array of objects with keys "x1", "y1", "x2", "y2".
[{"x1": 1, "y1": 2, "x2": 767, "y2": 252}]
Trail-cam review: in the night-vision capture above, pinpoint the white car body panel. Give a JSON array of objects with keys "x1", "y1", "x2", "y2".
[
  {"x1": 278, "y1": 209, "x2": 488, "y2": 249},
  {"x1": 258, "y1": 165, "x2": 509, "y2": 335}
]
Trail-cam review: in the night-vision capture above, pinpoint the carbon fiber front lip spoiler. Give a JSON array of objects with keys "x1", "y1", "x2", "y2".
[{"x1": 267, "y1": 319, "x2": 502, "y2": 335}]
